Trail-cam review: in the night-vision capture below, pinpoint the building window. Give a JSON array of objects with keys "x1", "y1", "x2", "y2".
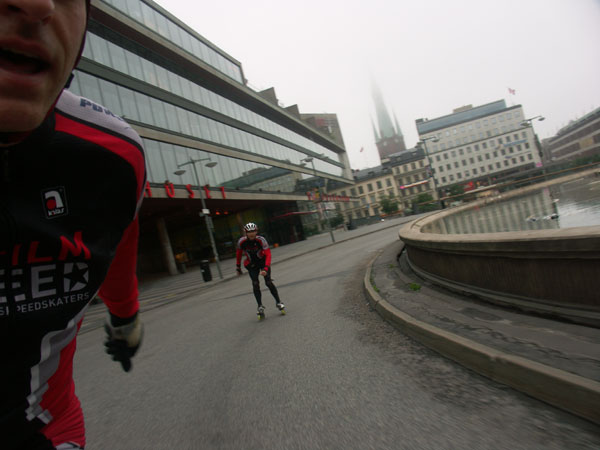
[
  {"x1": 498, "y1": 137, "x2": 503, "y2": 144},
  {"x1": 488, "y1": 164, "x2": 493, "y2": 170},
  {"x1": 436, "y1": 155, "x2": 441, "y2": 162},
  {"x1": 386, "y1": 178, "x2": 392, "y2": 187},
  {"x1": 485, "y1": 153, "x2": 490, "y2": 160},
  {"x1": 411, "y1": 163, "x2": 416, "y2": 170},
  {"x1": 496, "y1": 162, "x2": 501, "y2": 169},
  {"x1": 493, "y1": 151, "x2": 498, "y2": 157},
  {"x1": 439, "y1": 166, "x2": 444, "y2": 172},
  {"x1": 474, "y1": 144, "x2": 479, "y2": 151},
  {"x1": 469, "y1": 157, "x2": 475, "y2": 164},
  {"x1": 419, "y1": 160, "x2": 424, "y2": 168},
  {"x1": 442, "y1": 177, "x2": 447, "y2": 183},
  {"x1": 528, "y1": 154, "x2": 533, "y2": 160},
  {"x1": 457, "y1": 173, "x2": 462, "y2": 179},
  {"x1": 454, "y1": 162, "x2": 459, "y2": 168},
  {"x1": 376, "y1": 181, "x2": 382, "y2": 189},
  {"x1": 358, "y1": 186, "x2": 364, "y2": 194},
  {"x1": 446, "y1": 164, "x2": 451, "y2": 170},
  {"x1": 482, "y1": 142, "x2": 488, "y2": 149},
  {"x1": 525, "y1": 142, "x2": 530, "y2": 149},
  {"x1": 473, "y1": 168, "x2": 478, "y2": 175},
  {"x1": 477, "y1": 155, "x2": 483, "y2": 162},
  {"x1": 520, "y1": 156, "x2": 525, "y2": 162},
  {"x1": 350, "y1": 188, "x2": 357, "y2": 196},
  {"x1": 443, "y1": 153, "x2": 448, "y2": 160},
  {"x1": 504, "y1": 160, "x2": 509, "y2": 167},
  {"x1": 501, "y1": 149, "x2": 506, "y2": 155},
  {"x1": 459, "y1": 148, "x2": 464, "y2": 155},
  {"x1": 462, "y1": 160, "x2": 467, "y2": 166},
  {"x1": 368, "y1": 183, "x2": 373, "y2": 192}
]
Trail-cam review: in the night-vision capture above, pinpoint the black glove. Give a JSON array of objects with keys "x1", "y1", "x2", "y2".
[
  {"x1": 104, "y1": 312, "x2": 143, "y2": 372},
  {"x1": 236, "y1": 265, "x2": 242, "y2": 275}
]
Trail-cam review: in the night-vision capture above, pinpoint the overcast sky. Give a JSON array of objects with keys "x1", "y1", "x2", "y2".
[{"x1": 155, "y1": 0, "x2": 600, "y2": 169}]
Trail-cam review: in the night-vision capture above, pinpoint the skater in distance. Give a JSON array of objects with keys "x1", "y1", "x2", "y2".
[{"x1": 236, "y1": 223, "x2": 285, "y2": 319}]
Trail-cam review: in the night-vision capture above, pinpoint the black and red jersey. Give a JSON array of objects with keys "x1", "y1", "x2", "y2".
[
  {"x1": 0, "y1": 89, "x2": 146, "y2": 449},
  {"x1": 235, "y1": 235, "x2": 272, "y2": 269}
]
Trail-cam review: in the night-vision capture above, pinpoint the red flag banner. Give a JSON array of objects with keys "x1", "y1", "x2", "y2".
[{"x1": 508, "y1": 88, "x2": 516, "y2": 95}]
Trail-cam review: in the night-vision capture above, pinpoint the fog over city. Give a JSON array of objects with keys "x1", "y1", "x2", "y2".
[{"x1": 155, "y1": 0, "x2": 600, "y2": 169}]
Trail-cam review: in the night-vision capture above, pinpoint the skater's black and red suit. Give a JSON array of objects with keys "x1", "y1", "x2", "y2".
[
  {"x1": 235, "y1": 235, "x2": 272, "y2": 270},
  {"x1": 0, "y1": 90, "x2": 146, "y2": 449}
]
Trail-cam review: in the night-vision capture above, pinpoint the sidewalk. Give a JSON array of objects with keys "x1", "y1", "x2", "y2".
[{"x1": 366, "y1": 239, "x2": 600, "y2": 425}]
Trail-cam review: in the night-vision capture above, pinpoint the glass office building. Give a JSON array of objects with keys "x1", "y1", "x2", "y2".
[{"x1": 77, "y1": 0, "x2": 352, "y2": 275}]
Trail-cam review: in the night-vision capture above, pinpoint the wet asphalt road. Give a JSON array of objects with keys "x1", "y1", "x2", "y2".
[{"x1": 73, "y1": 227, "x2": 600, "y2": 449}]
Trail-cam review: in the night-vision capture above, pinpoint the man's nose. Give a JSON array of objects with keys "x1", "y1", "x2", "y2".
[{"x1": 4, "y1": 0, "x2": 55, "y2": 24}]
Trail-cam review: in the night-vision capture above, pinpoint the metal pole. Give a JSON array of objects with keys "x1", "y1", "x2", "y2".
[
  {"x1": 422, "y1": 139, "x2": 443, "y2": 209},
  {"x1": 190, "y1": 161, "x2": 223, "y2": 279},
  {"x1": 311, "y1": 159, "x2": 335, "y2": 243}
]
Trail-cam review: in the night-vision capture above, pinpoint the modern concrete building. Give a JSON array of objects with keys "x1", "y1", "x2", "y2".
[
  {"x1": 543, "y1": 107, "x2": 600, "y2": 164},
  {"x1": 416, "y1": 100, "x2": 543, "y2": 195},
  {"x1": 78, "y1": 0, "x2": 352, "y2": 275}
]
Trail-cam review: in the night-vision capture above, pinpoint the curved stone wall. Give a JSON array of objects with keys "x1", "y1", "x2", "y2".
[{"x1": 398, "y1": 167, "x2": 600, "y2": 326}]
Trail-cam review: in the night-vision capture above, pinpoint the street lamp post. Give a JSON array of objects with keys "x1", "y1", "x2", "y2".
[
  {"x1": 418, "y1": 136, "x2": 442, "y2": 209},
  {"x1": 520, "y1": 115, "x2": 545, "y2": 127},
  {"x1": 174, "y1": 158, "x2": 223, "y2": 279},
  {"x1": 520, "y1": 115, "x2": 545, "y2": 162},
  {"x1": 302, "y1": 157, "x2": 335, "y2": 243}
]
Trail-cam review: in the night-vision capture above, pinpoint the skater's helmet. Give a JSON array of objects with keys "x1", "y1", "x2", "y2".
[{"x1": 244, "y1": 222, "x2": 258, "y2": 232}]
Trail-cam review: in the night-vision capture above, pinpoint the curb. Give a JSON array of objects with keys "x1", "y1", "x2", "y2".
[{"x1": 364, "y1": 252, "x2": 600, "y2": 425}]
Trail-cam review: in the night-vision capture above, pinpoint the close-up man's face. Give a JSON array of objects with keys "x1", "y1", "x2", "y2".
[
  {"x1": 246, "y1": 230, "x2": 257, "y2": 239},
  {"x1": 0, "y1": 0, "x2": 87, "y2": 133}
]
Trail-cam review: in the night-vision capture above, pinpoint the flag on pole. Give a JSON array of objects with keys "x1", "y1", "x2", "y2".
[{"x1": 508, "y1": 87, "x2": 516, "y2": 95}]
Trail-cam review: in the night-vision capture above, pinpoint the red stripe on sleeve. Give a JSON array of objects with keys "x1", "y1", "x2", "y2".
[
  {"x1": 55, "y1": 114, "x2": 145, "y2": 200},
  {"x1": 99, "y1": 218, "x2": 140, "y2": 318}
]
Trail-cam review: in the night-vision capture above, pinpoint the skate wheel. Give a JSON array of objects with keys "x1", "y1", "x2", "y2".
[{"x1": 280, "y1": 309, "x2": 286, "y2": 315}]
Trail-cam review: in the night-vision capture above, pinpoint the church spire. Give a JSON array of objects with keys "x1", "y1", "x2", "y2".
[
  {"x1": 371, "y1": 83, "x2": 396, "y2": 140},
  {"x1": 371, "y1": 117, "x2": 379, "y2": 141},
  {"x1": 371, "y1": 81, "x2": 407, "y2": 159},
  {"x1": 393, "y1": 111, "x2": 403, "y2": 137}
]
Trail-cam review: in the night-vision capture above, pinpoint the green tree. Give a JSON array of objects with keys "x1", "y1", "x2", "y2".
[
  {"x1": 448, "y1": 184, "x2": 464, "y2": 196},
  {"x1": 413, "y1": 193, "x2": 437, "y2": 212},
  {"x1": 379, "y1": 194, "x2": 399, "y2": 215},
  {"x1": 328, "y1": 213, "x2": 345, "y2": 228}
]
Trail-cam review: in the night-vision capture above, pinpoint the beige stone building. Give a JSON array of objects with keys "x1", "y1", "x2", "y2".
[{"x1": 328, "y1": 148, "x2": 435, "y2": 223}]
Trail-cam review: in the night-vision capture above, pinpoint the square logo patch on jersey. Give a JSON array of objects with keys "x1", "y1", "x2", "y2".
[{"x1": 42, "y1": 187, "x2": 68, "y2": 219}]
